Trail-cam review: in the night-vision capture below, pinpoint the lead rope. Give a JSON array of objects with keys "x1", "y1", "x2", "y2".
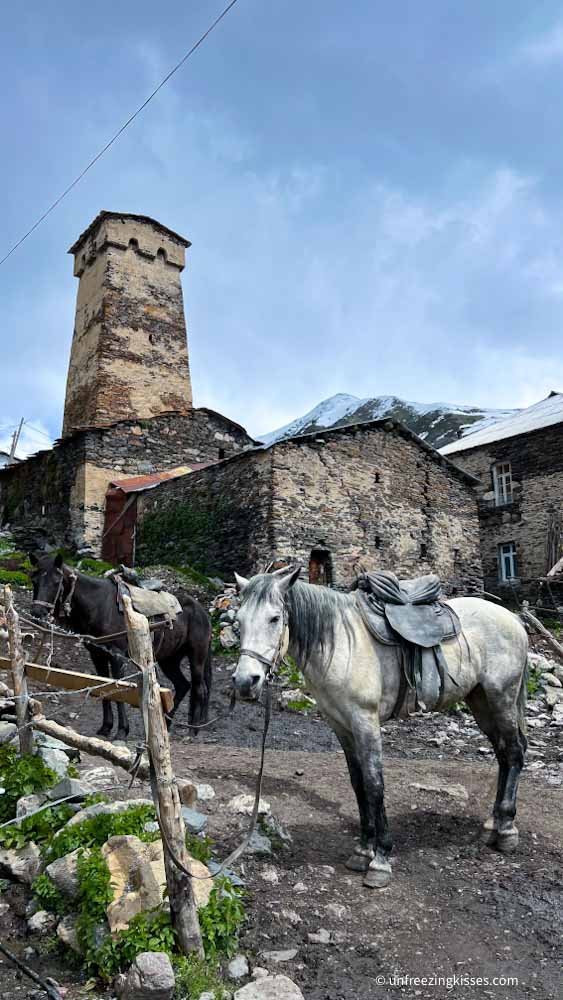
[{"x1": 140, "y1": 669, "x2": 272, "y2": 880}]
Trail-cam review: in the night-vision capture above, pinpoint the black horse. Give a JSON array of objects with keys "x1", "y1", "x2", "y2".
[{"x1": 29, "y1": 553, "x2": 212, "y2": 740}]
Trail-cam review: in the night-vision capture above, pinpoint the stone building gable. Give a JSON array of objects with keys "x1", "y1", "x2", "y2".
[
  {"x1": 63, "y1": 212, "x2": 193, "y2": 436},
  {"x1": 443, "y1": 422, "x2": 563, "y2": 593}
]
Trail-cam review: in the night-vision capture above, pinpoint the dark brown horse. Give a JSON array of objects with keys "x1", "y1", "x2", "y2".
[{"x1": 29, "y1": 553, "x2": 212, "y2": 740}]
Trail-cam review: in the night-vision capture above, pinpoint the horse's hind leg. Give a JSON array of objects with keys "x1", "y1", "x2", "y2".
[
  {"x1": 159, "y1": 654, "x2": 190, "y2": 729},
  {"x1": 466, "y1": 684, "x2": 526, "y2": 854},
  {"x1": 185, "y1": 635, "x2": 212, "y2": 733}
]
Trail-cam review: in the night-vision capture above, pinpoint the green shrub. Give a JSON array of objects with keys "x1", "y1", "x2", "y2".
[
  {"x1": 0, "y1": 801, "x2": 76, "y2": 850},
  {"x1": 77, "y1": 557, "x2": 114, "y2": 577},
  {"x1": 0, "y1": 569, "x2": 31, "y2": 588},
  {"x1": 199, "y1": 878, "x2": 246, "y2": 959},
  {"x1": 0, "y1": 746, "x2": 59, "y2": 822},
  {"x1": 278, "y1": 655, "x2": 306, "y2": 689},
  {"x1": 185, "y1": 831, "x2": 213, "y2": 865},
  {"x1": 32, "y1": 873, "x2": 68, "y2": 916},
  {"x1": 527, "y1": 666, "x2": 542, "y2": 698},
  {"x1": 44, "y1": 803, "x2": 159, "y2": 863},
  {"x1": 75, "y1": 847, "x2": 115, "y2": 969}
]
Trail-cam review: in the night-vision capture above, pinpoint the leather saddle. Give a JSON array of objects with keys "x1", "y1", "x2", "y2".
[{"x1": 354, "y1": 570, "x2": 461, "y2": 715}]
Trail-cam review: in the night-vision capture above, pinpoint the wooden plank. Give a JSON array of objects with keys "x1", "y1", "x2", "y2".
[{"x1": 0, "y1": 656, "x2": 174, "y2": 714}]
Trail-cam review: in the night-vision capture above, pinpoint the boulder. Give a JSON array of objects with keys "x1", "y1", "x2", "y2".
[
  {"x1": 27, "y1": 909, "x2": 57, "y2": 936},
  {"x1": 228, "y1": 955, "x2": 250, "y2": 979},
  {"x1": 37, "y1": 747, "x2": 70, "y2": 778},
  {"x1": 35, "y1": 733, "x2": 80, "y2": 760},
  {"x1": 0, "y1": 842, "x2": 41, "y2": 884},
  {"x1": 181, "y1": 807, "x2": 208, "y2": 833},
  {"x1": 56, "y1": 914, "x2": 81, "y2": 953},
  {"x1": 65, "y1": 798, "x2": 153, "y2": 828},
  {"x1": 16, "y1": 793, "x2": 48, "y2": 819},
  {"x1": 261, "y1": 950, "x2": 298, "y2": 963},
  {"x1": 0, "y1": 722, "x2": 17, "y2": 745},
  {"x1": 195, "y1": 783, "x2": 215, "y2": 802},
  {"x1": 45, "y1": 848, "x2": 89, "y2": 900},
  {"x1": 234, "y1": 976, "x2": 304, "y2": 1000},
  {"x1": 410, "y1": 781, "x2": 469, "y2": 802},
  {"x1": 46, "y1": 778, "x2": 95, "y2": 802},
  {"x1": 177, "y1": 777, "x2": 198, "y2": 807},
  {"x1": 116, "y1": 952, "x2": 175, "y2": 1000},
  {"x1": 307, "y1": 928, "x2": 331, "y2": 944},
  {"x1": 79, "y1": 765, "x2": 119, "y2": 788},
  {"x1": 219, "y1": 626, "x2": 238, "y2": 649},
  {"x1": 545, "y1": 688, "x2": 563, "y2": 709},
  {"x1": 102, "y1": 835, "x2": 212, "y2": 933},
  {"x1": 247, "y1": 830, "x2": 272, "y2": 856},
  {"x1": 228, "y1": 794, "x2": 270, "y2": 816}
]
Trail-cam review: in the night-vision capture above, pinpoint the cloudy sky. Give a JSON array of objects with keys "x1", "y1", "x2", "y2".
[{"x1": 2, "y1": 1, "x2": 563, "y2": 456}]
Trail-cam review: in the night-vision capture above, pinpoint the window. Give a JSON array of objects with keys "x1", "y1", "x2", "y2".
[
  {"x1": 420, "y1": 542, "x2": 428, "y2": 559},
  {"x1": 218, "y1": 448, "x2": 226, "y2": 460},
  {"x1": 499, "y1": 542, "x2": 518, "y2": 581},
  {"x1": 492, "y1": 462, "x2": 513, "y2": 506},
  {"x1": 375, "y1": 535, "x2": 381, "y2": 549}
]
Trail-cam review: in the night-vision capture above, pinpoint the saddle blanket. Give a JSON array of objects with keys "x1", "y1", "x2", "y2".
[
  {"x1": 355, "y1": 570, "x2": 461, "y2": 716},
  {"x1": 119, "y1": 581, "x2": 182, "y2": 620}
]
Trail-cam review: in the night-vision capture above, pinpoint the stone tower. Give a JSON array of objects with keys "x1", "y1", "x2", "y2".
[{"x1": 62, "y1": 211, "x2": 193, "y2": 436}]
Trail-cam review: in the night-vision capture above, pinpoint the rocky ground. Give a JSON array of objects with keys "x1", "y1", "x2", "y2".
[{"x1": 0, "y1": 585, "x2": 562, "y2": 1000}]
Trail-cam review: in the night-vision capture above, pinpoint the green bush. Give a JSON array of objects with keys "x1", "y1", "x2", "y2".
[
  {"x1": 44, "y1": 803, "x2": 159, "y2": 863},
  {"x1": 199, "y1": 878, "x2": 246, "y2": 959},
  {"x1": 185, "y1": 831, "x2": 213, "y2": 864},
  {"x1": 75, "y1": 848, "x2": 115, "y2": 970},
  {"x1": 0, "y1": 746, "x2": 59, "y2": 822},
  {"x1": 0, "y1": 568, "x2": 31, "y2": 588},
  {"x1": 77, "y1": 557, "x2": 114, "y2": 577},
  {"x1": 33, "y1": 873, "x2": 68, "y2": 916},
  {"x1": 174, "y1": 954, "x2": 224, "y2": 999}
]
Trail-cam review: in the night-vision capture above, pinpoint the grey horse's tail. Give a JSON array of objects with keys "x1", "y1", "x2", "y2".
[{"x1": 517, "y1": 656, "x2": 529, "y2": 742}]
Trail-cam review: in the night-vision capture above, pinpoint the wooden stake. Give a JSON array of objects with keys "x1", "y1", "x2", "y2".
[
  {"x1": 4, "y1": 587, "x2": 33, "y2": 754},
  {"x1": 31, "y1": 714, "x2": 151, "y2": 779},
  {"x1": 122, "y1": 596, "x2": 202, "y2": 956}
]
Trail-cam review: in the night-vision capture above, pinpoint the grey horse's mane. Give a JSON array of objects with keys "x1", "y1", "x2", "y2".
[{"x1": 242, "y1": 575, "x2": 355, "y2": 668}]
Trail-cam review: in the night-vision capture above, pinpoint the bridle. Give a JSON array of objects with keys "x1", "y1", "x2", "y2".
[
  {"x1": 31, "y1": 567, "x2": 78, "y2": 620},
  {"x1": 238, "y1": 597, "x2": 289, "y2": 680}
]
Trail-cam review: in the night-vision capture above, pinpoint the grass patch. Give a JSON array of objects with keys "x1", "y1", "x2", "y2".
[
  {"x1": 174, "y1": 954, "x2": 225, "y2": 1000},
  {"x1": 0, "y1": 568, "x2": 31, "y2": 588},
  {"x1": 527, "y1": 666, "x2": 543, "y2": 698},
  {"x1": 185, "y1": 831, "x2": 213, "y2": 865},
  {"x1": 0, "y1": 746, "x2": 59, "y2": 823},
  {"x1": 278, "y1": 655, "x2": 306, "y2": 689},
  {"x1": 286, "y1": 697, "x2": 314, "y2": 714}
]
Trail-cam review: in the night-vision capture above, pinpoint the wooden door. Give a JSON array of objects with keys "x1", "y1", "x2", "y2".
[{"x1": 101, "y1": 489, "x2": 138, "y2": 567}]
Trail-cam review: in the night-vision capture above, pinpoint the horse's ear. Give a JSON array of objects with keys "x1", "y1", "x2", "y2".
[
  {"x1": 277, "y1": 564, "x2": 301, "y2": 592},
  {"x1": 234, "y1": 572, "x2": 249, "y2": 593},
  {"x1": 54, "y1": 553, "x2": 63, "y2": 569}
]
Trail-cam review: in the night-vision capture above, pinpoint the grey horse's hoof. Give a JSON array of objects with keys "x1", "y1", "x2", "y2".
[
  {"x1": 363, "y1": 863, "x2": 392, "y2": 889},
  {"x1": 496, "y1": 827, "x2": 519, "y2": 854},
  {"x1": 345, "y1": 853, "x2": 372, "y2": 873},
  {"x1": 480, "y1": 817, "x2": 498, "y2": 847}
]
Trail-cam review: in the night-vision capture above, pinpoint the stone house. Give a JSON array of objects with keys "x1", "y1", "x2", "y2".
[
  {"x1": 440, "y1": 393, "x2": 563, "y2": 598},
  {"x1": 134, "y1": 419, "x2": 483, "y2": 593}
]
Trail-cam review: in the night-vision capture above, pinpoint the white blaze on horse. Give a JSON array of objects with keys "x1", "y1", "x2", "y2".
[{"x1": 231, "y1": 565, "x2": 528, "y2": 889}]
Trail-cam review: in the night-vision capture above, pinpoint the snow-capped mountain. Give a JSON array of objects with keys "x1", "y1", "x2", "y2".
[{"x1": 259, "y1": 394, "x2": 519, "y2": 450}]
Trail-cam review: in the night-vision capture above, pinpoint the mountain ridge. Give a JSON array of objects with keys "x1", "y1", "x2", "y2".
[{"x1": 259, "y1": 393, "x2": 519, "y2": 450}]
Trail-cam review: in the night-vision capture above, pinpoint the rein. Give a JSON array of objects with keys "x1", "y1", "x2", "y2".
[{"x1": 31, "y1": 569, "x2": 77, "y2": 619}]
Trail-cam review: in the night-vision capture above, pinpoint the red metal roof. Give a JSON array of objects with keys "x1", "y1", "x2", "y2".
[{"x1": 109, "y1": 463, "x2": 214, "y2": 494}]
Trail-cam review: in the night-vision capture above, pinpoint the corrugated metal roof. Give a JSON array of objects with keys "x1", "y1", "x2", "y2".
[
  {"x1": 109, "y1": 464, "x2": 213, "y2": 493},
  {"x1": 440, "y1": 392, "x2": 563, "y2": 455}
]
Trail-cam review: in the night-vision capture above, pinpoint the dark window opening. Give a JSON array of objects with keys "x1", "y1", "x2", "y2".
[
  {"x1": 128, "y1": 238, "x2": 139, "y2": 250},
  {"x1": 375, "y1": 535, "x2": 381, "y2": 549},
  {"x1": 218, "y1": 448, "x2": 226, "y2": 460},
  {"x1": 375, "y1": 472, "x2": 380, "y2": 484},
  {"x1": 149, "y1": 333, "x2": 156, "y2": 345},
  {"x1": 309, "y1": 545, "x2": 333, "y2": 586},
  {"x1": 156, "y1": 248, "x2": 167, "y2": 262},
  {"x1": 420, "y1": 542, "x2": 428, "y2": 558}
]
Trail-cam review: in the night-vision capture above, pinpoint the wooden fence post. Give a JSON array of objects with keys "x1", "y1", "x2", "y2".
[
  {"x1": 122, "y1": 596, "x2": 203, "y2": 957},
  {"x1": 4, "y1": 586, "x2": 33, "y2": 755}
]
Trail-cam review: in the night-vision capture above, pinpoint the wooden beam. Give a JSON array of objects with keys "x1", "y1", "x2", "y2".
[
  {"x1": 32, "y1": 714, "x2": 151, "y2": 780},
  {"x1": 0, "y1": 657, "x2": 174, "y2": 714},
  {"x1": 521, "y1": 605, "x2": 563, "y2": 661}
]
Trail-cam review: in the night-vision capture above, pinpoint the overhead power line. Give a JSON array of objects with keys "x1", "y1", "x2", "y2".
[
  {"x1": 23, "y1": 421, "x2": 53, "y2": 442},
  {"x1": 0, "y1": 0, "x2": 240, "y2": 268}
]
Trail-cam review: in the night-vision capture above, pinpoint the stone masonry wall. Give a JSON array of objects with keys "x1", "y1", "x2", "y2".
[
  {"x1": 0, "y1": 409, "x2": 255, "y2": 555},
  {"x1": 135, "y1": 422, "x2": 483, "y2": 592},
  {"x1": 136, "y1": 449, "x2": 274, "y2": 576},
  {"x1": 63, "y1": 213, "x2": 192, "y2": 436},
  {"x1": 268, "y1": 424, "x2": 482, "y2": 591},
  {"x1": 445, "y1": 423, "x2": 563, "y2": 596}
]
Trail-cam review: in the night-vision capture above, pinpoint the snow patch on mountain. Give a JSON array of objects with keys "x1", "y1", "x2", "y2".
[{"x1": 259, "y1": 394, "x2": 519, "y2": 449}]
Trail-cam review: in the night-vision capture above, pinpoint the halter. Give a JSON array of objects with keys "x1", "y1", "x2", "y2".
[
  {"x1": 238, "y1": 598, "x2": 289, "y2": 679},
  {"x1": 32, "y1": 568, "x2": 78, "y2": 619}
]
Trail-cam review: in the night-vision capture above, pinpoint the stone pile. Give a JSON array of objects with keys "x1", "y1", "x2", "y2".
[
  {"x1": 529, "y1": 652, "x2": 563, "y2": 726},
  {"x1": 210, "y1": 584, "x2": 241, "y2": 650}
]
